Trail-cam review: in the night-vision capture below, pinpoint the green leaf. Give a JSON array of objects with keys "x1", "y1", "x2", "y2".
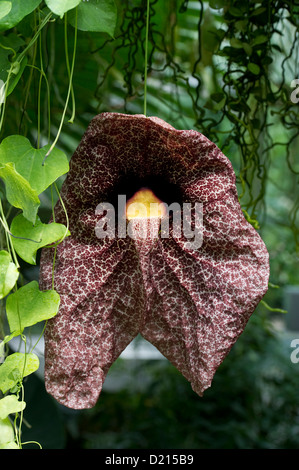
[
  {"x1": 228, "y1": 6, "x2": 244, "y2": 17},
  {"x1": 0, "y1": 441, "x2": 19, "y2": 449},
  {"x1": 68, "y1": 0, "x2": 117, "y2": 36},
  {"x1": 11, "y1": 214, "x2": 70, "y2": 265},
  {"x1": 230, "y1": 38, "x2": 252, "y2": 56},
  {"x1": 0, "y1": 251, "x2": 19, "y2": 299},
  {"x1": 0, "y1": 332, "x2": 19, "y2": 361},
  {"x1": 45, "y1": 0, "x2": 81, "y2": 17},
  {"x1": 230, "y1": 38, "x2": 243, "y2": 48},
  {"x1": 0, "y1": 0, "x2": 42, "y2": 32},
  {"x1": 242, "y1": 43, "x2": 252, "y2": 56},
  {"x1": 0, "y1": 33, "x2": 26, "y2": 97},
  {"x1": 0, "y1": 353, "x2": 39, "y2": 394},
  {"x1": 0, "y1": 417, "x2": 15, "y2": 446},
  {"x1": 250, "y1": 6, "x2": 266, "y2": 16},
  {"x1": 234, "y1": 20, "x2": 248, "y2": 32},
  {"x1": 0, "y1": 395, "x2": 26, "y2": 419},
  {"x1": 0, "y1": 2, "x2": 12, "y2": 21},
  {"x1": 0, "y1": 163, "x2": 39, "y2": 224},
  {"x1": 252, "y1": 34, "x2": 268, "y2": 46},
  {"x1": 0, "y1": 135, "x2": 69, "y2": 195},
  {"x1": 6, "y1": 281, "x2": 60, "y2": 334},
  {"x1": 7, "y1": 57, "x2": 28, "y2": 97},
  {"x1": 0, "y1": 418, "x2": 19, "y2": 449},
  {"x1": 248, "y1": 63, "x2": 260, "y2": 75}
]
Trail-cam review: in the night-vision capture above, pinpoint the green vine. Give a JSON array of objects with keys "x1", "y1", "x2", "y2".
[
  {"x1": 0, "y1": 0, "x2": 117, "y2": 449},
  {"x1": 143, "y1": 0, "x2": 150, "y2": 116}
]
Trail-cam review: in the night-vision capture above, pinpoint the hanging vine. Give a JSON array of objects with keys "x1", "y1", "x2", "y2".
[
  {"x1": 92, "y1": 0, "x2": 299, "y2": 242},
  {"x1": 0, "y1": 0, "x2": 117, "y2": 449}
]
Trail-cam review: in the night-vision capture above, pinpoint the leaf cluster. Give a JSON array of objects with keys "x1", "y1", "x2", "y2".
[{"x1": 0, "y1": 0, "x2": 117, "y2": 449}]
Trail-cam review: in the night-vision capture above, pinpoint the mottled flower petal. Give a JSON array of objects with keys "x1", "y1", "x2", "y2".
[{"x1": 39, "y1": 113, "x2": 269, "y2": 409}]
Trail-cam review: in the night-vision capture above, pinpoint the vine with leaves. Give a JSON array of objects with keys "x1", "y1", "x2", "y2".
[{"x1": 0, "y1": 0, "x2": 117, "y2": 449}]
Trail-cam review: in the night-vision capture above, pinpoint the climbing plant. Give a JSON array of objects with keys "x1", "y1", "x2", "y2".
[
  {"x1": 0, "y1": 0, "x2": 298, "y2": 449},
  {"x1": 0, "y1": 0, "x2": 117, "y2": 449}
]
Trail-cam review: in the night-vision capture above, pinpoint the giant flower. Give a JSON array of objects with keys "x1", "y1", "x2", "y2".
[{"x1": 39, "y1": 113, "x2": 269, "y2": 409}]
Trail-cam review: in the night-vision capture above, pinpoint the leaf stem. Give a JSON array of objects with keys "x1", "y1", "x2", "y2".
[
  {"x1": 26, "y1": 64, "x2": 51, "y2": 145},
  {"x1": 18, "y1": 12, "x2": 53, "y2": 64},
  {"x1": 0, "y1": 65, "x2": 13, "y2": 133},
  {"x1": 64, "y1": 13, "x2": 76, "y2": 123},
  {"x1": 29, "y1": 321, "x2": 47, "y2": 354},
  {"x1": 260, "y1": 300, "x2": 287, "y2": 314},
  {"x1": 143, "y1": 0, "x2": 150, "y2": 116},
  {"x1": 43, "y1": 9, "x2": 78, "y2": 163},
  {"x1": 0, "y1": 199, "x2": 20, "y2": 269},
  {"x1": 21, "y1": 440, "x2": 42, "y2": 449}
]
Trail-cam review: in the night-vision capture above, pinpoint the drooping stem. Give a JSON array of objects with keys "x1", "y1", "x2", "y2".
[
  {"x1": 43, "y1": 9, "x2": 78, "y2": 162},
  {"x1": 64, "y1": 12, "x2": 76, "y2": 124},
  {"x1": 18, "y1": 12, "x2": 52, "y2": 64},
  {"x1": 143, "y1": 0, "x2": 150, "y2": 116},
  {"x1": 0, "y1": 199, "x2": 20, "y2": 269}
]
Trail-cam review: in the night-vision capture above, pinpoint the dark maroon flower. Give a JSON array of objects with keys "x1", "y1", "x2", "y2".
[{"x1": 39, "y1": 113, "x2": 269, "y2": 409}]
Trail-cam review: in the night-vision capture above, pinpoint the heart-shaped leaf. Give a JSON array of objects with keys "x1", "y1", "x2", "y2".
[
  {"x1": 0, "y1": 135, "x2": 69, "y2": 195},
  {"x1": 0, "y1": 2, "x2": 12, "y2": 21},
  {"x1": 10, "y1": 214, "x2": 70, "y2": 265},
  {"x1": 0, "y1": 417, "x2": 15, "y2": 447},
  {"x1": 0, "y1": 163, "x2": 40, "y2": 224},
  {"x1": 68, "y1": 0, "x2": 117, "y2": 36},
  {"x1": 45, "y1": 0, "x2": 81, "y2": 17},
  {"x1": 0, "y1": 250, "x2": 19, "y2": 299},
  {"x1": 0, "y1": 353, "x2": 39, "y2": 394},
  {"x1": 0, "y1": 395, "x2": 26, "y2": 419},
  {"x1": 248, "y1": 63, "x2": 260, "y2": 75},
  {"x1": 6, "y1": 281, "x2": 60, "y2": 335},
  {"x1": 0, "y1": 0, "x2": 41, "y2": 32}
]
